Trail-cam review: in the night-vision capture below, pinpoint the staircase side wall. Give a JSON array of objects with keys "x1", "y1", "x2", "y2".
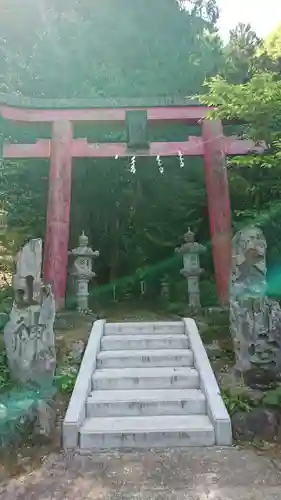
[
  {"x1": 183, "y1": 318, "x2": 232, "y2": 445},
  {"x1": 63, "y1": 319, "x2": 105, "y2": 449}
]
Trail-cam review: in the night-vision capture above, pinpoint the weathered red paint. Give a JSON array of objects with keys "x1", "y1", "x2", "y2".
[
  {"x1": 4, "y1": 140, "x2": 51, "y2": 158},
  {"x1": 70, "y1": 138, "x2": 205, "y2": 157},
  {"x1": 0, "y1": 105, "x2": 211, "y2": 123},
  {"x1": 224, "y1": 136, "x2": 264, "y2": 155},
  {"x1": 202, "y1": 119, "x2": 232, "y2": 305},
  {"x1": 43, "y1": 121, "x2": 73, "y2": 309},
  {"x1": 3, "y1": 136, "x2": 262, "y2": 159}
]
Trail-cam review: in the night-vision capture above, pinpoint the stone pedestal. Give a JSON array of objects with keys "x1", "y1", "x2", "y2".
[
  {"x1": 69, "y1": 232, "x2": 99, "y2": 314},
  {"x1": 181, "y1": 271, "x2": 201, "y2": 308},
  {"x1": 176, "y1": 229, "x2": 206, "y2": 308},
  {"x1": 76, "y1": 276, "x2": 91, "y2": 311}
]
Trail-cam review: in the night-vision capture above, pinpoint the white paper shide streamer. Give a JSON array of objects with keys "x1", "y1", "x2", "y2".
[
  {"x1": 156, "y1": 155, "x2": 164, "y2": 174},
  {"x1": 178, "y1": 150, "x2": 184, "y2": 168},
  {"x1": 130, "y1": 156, "x2": 136, "y2": 174}
]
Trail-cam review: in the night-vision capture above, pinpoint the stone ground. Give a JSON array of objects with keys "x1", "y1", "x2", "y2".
[{"x1": 1, "y1": 447, "x2": 281, "y2": 499}]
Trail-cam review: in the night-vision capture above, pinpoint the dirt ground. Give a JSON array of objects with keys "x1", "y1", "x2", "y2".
[{"x1": 1, "y1": 447, "x2": 281, "y2": 500}]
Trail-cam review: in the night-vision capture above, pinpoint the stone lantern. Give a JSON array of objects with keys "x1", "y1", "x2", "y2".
[
  {"x1": 69, "y1": 232, "x2": 99, "y2": 313},
  {"x1": 160, "y1": 274, "x2": 170, "y2": 301},
  {"x1": 175, "y1": 228, "x2": 206, "y2": 308}
]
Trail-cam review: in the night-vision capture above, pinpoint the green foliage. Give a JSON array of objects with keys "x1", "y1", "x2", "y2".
[
  {"x1": 166, "y1": 302, "x2": 187, "y2": 316},
  {"x1": 0, "y1": 0, "x2": 223, "y2": 98},
  {"x1": 0, "y1": 160, "x2": 48, "y2": 239},
  {"x1": 0, "y1": 287, "x2": 13, "y2": 314},
  {"x1": 262, "y1": 23, "x2": 281, "y2": 65},
  {"x1": 0, "y1": 349, "x2": 11, "y2": 391},
  {"x1": 70, "y1": 157, "x2": 208, "y2": 287},
  {"x1": 0, "y1": 342, "x2": 78, "y2": 397},
  {"x1": 54, "y1": 368, "x2": 77, "y2": 395},
  {"x1": 183, "y1": 0, "x2": 220, "y2": 24},
  {"x1": 223, "y1": 23, "x2": 262, "y2": 84},
  {"x1": 200, "y1": 279, "x2": 218, "y2": 307},
  {"x1": 262, "y1": 386, "x2": 281, "y2": 408},
  {"x1": 221, "y1": 388, "x2": 254, "y2": 416},
  {"x1": 200, "y1": 325, "x2": 229, "y2": 344},
  {"x1": 198, "y1": 69, "x2": 281, "y2": 276},
  {"x1": 199, "y1": 72, "x2": 281, "y2": 143},
  {"x1": 54, "y1": 349, "x2": 81, "y2": 395}
]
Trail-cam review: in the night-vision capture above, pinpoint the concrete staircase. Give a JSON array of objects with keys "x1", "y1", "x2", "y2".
[{"x1": 63, "y1": 319, "x2": 232, "y2": 450}]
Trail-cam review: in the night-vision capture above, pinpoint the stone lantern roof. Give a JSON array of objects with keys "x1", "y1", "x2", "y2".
[
  {"x1": 79, "y1": 231, "x2": 89, "y2": 247},
  {"x1": 175, "y1": 228, "x2": 206, "y2": 255},
  {"x1": 69, "y1": 232, "x2": 99, "y2": 258},
  {"x1": 184, "y1": 228, "x2": 195, "y2": 244}
]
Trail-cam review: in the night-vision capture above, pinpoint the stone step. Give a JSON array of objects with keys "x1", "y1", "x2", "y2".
[
  {"x1": 97, "y1": 349, "x2": 193, "y2": 368},
  {"x1": 80, "y1": 415, "x2": 215, "y2": 449},
  {"x1": 92, "y1": 367, "x2": 199, "y2": 391},
  {"x1": 86, "y1": 388, "x2": 206, "y2": 417},
  {"x1": 105, "y1": 322, "x2": 185, "y2": 335},
  {"x1": 101, "y1": 334, "x2": 189, "y2": 351}
]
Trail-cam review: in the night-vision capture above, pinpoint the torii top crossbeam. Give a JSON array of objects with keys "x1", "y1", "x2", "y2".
[{"x1": 0, "y1": 94, "x2": 261, "y2": 308}]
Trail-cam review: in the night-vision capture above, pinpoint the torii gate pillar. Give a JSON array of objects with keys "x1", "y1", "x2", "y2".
[
  {"x1": 43, "y1": 121, "x2": 73, "y2": 309},
  {"x1": 202, "y1": 119, "x2": 232, "y2": 306}
]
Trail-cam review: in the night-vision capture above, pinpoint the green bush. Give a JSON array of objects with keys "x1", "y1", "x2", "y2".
[
  {"x1": 166, "y1": 302, "x2": 186, "y2": 316},
  {"x1": 200, "y1": 279, "x2": 219, "y2": 307},
  {"x1": 0, "y1": 287, "x2": 13, "y2": 314},
  {"x1": 262, "y1": 387, "x2": 281, "y2": 408},
  {"x1": 54, "y1": 369, "x2": 77, "y2": 395},
  {"x1": 0, "y1": 349, "x2": 11, "y2": 391},
  {"x1": 221, "y1": 388, "x2": 254, "y2": 416}
]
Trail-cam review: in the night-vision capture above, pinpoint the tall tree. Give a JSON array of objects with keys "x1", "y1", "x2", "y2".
[
  {"x1": 0, "y1": 0, "x2": 223, "y2": 98},
  {"x1": 264, "y1": 23, "x2": 281, "y2": 62},
  {"x1": 223, "y1": 23, "x2": 261, "y2": 83},
  {"x1": 0, "y1": 0, "x2": 223, "y2": 289},
  {"x1": 258, "y1": 23, "x2": 281, "y2": 73},
  {"x1": 184, "y1": 0, "x2": 219, "y2": 24}
]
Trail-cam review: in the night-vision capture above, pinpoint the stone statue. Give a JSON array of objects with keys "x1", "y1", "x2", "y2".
[
  {"x1": 230, "y1": 226, "x2": 281, "y2": 375},
  {"x1": 4, "y1": 240, "x2": 56, "y2": 388}
]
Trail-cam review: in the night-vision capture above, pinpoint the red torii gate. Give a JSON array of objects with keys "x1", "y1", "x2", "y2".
[{"x1": 0, "y1": 95, "x2": 260, "y2": 308}]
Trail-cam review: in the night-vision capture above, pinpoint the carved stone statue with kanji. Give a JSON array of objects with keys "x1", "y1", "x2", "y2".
[
  {"x1": 230, "y1": 227, "x2": 281, "y2": 375},
  {"x1": 4, "y1": 238, "x2": 56, "y2": 387}
]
